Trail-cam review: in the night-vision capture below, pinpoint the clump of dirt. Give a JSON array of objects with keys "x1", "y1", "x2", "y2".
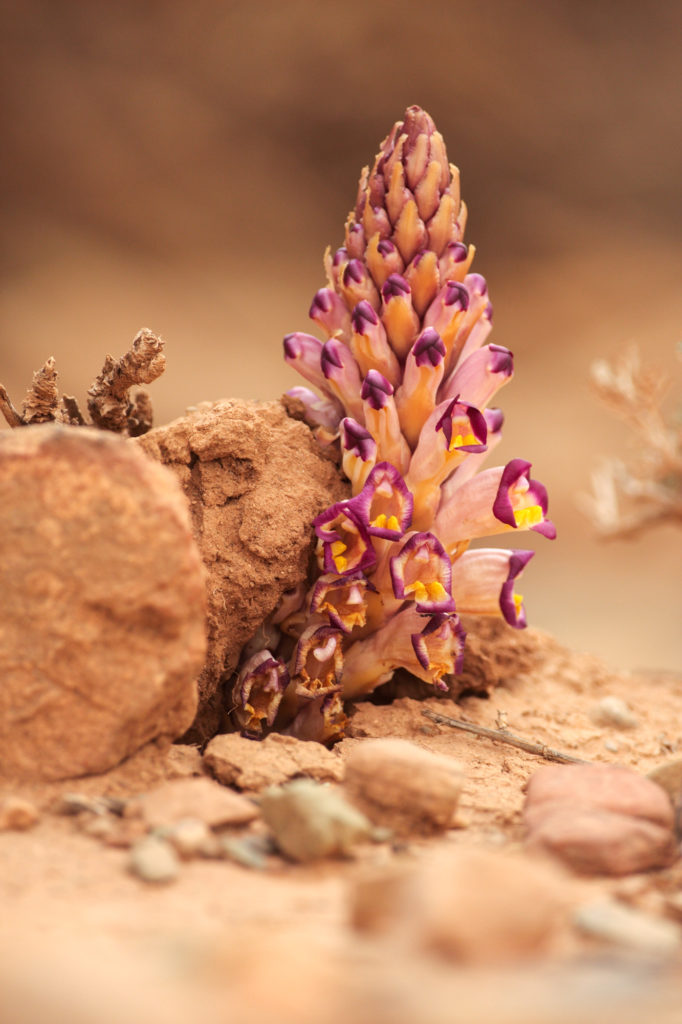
[{"x1": 137, "y1": 397, "x2": 349, "y2": 741}]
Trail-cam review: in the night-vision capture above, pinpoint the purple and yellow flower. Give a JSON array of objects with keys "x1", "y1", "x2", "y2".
[
  {"x1": 314, "y1": 501, "x2": 376, "y2": 576},
  {"x1": 239, "y1": 105, "x2": 554, "y2": 742},
  {"x1": 231, "y1": 651, "x2": 289, "y2": 735},
  {"x1": 434, "y1": 458, "x2": 556, "y2": 552}
]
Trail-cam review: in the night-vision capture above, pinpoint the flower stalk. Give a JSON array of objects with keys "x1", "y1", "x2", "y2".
[{"x1": 231, "y1": 105, "x2": 554, "y2": 742}]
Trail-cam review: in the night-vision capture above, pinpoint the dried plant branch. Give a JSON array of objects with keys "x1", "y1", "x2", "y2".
[
  {"x1": 582, "y1": 345, "x2": 682, "y2": 538},
  {"x1": 422, "y1": 707, "x2": 589, "y2": 765},
  {"x1": 0, "y1": 329, "x2": 165, "y2": 436},
  {"x1": 0, "y1": 383, "x2": 25, "y2": 427},
  {"x1": 87, "y1": 328, "x2": 165, "y2": 433},
  {"x1": 21, "y1": 357, "x2": 60, "y2": 424}
]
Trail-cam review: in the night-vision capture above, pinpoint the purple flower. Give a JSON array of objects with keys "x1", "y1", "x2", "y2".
[
  {"x1": 395, "y1": 327, "x2": 446, "y2": 447},
  {"x1": 380, "y1": 273, "x2": 420, "y2": 359},
  {"x1": 340, "y1": 417, "x2": 378, "y2": 492},
  {"x1": 309, "y1": 287, "x2": 352, "y2": 342},
  {"x1": 361, "y1": 370, "x2": 411, "y2": 474},
  {"x1": 350, "y1": 461, "x2": 414, "y2": 539},
  {"x1": 231, "y1": 651, "x2": 289, "y2": 735},
  {"x1": 341, "y1": 605, "x2": 465, "y2": 697},
  {"x1": 434, "y1": 458, "x2": 556, "y2": 550},
  {"x1": 450, "y1": 548, "x2": 535, "y2": 628},
  {"x1": 314, "y1": 501, "x2": 377, "y2": 576},
  {"x1": 440, "y1": 343, "x2": 514, "y2": 407},
  {"x1": 350, "y1": 300, "x2": 401, "y2": 385},
  {"x1": 320, "y1": 338, "x2": 365, "y2": 422},
  {"x1": 291, "y1": 624, "x2": 344, "y2": 697},
  {"x1": 390, "y1": 531, "x2": 456, "y2": 612},
  {"x1": 309, "y1": 573, "x2": 369, "y2": 633}
]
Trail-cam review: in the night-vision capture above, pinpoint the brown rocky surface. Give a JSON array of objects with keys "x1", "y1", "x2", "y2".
[
  {"x1": 523, "y1": 763, "x2": 677, "y2": 875},
  {"x1": 137, "y1": 398, "x2": 348, "y2": 742},
  {"x1": 0, "y1": 631, "x2": 681, "y2": 1023},
  {"x1": 0, "y1": 424, "x2": 206, "y2": 782},
  {"x1": 343, "y1": 738, "x2": 464, "y2": 836},
  {"x1": 124, "y1": 776, "x2": 259, "y2": 829},
  {"x1": 203, "y1": 731, "x2": 344, "y2": 790}
]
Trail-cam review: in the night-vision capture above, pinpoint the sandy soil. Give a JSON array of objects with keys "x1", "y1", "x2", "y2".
[{"x1": 1, "y1": 630, "x2": 680, "y2": 1024}]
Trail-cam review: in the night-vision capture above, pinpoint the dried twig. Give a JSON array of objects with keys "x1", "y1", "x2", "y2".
[
  {"x1": 0, "y1": 383, "x2": 25, "y2": 427},
  {"x1": 422, "y1": 707, "x2": 589, "y2": 765},
  {"x1": 21, "y1": 357, "x2": 60, "y2": 423},
  {"x1": 87, "y1": 328, "x2": 165, "y2": 433},
  {"x1": 0, "y1": 329, "x2": 165, "y2": 436},
  {"x1": 582, "y1": 345, "x2": 682, "y2": 538}
]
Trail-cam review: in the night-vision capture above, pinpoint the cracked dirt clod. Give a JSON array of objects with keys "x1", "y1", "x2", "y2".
[
  {"x1": 137, "y1": 398, "x2": 348, "y2": 742},
  {"x1": 0, "y1": 424, "x2": 207, "y2": 782},
  {"x1": 203, "y1": 732, "x2": 344, "y2": 791}
]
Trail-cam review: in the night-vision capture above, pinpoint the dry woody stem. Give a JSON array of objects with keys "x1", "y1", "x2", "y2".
[
  {"x1": 422, "y1": 707, "x2": 589, "y2": 765},
  {"x1": 0, "y1": 329, "x2": 165, "y2": 437}
]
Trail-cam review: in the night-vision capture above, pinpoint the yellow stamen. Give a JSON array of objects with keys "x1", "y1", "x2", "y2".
[
  {"x1": 448, "y1": 431, "x2": 476, "y2": 452},
  {"x1": 371, "y1": 513, "x2": 400, "y2": 531},
  {"x1": 331, "y1": 540, "x2": 348, "y2": 572},
  {"x1": 426, "y1": 580, "x2": 448, "y2": 602},
  {"x1": 513, "y1": 592, "x2": 524, "y2": 615},
  {"x1": 513, "y1": 505, "x2": 543, "y2": 529},
  {"x1": 406, "y1": 580, "x2": 429, "y2": 602}
]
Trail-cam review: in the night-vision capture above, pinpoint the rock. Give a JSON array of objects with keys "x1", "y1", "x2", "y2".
[
  {"x1": 203, "y1": 732, "x2": 343, "y2": 791},
  {"x1": 137, "y1": 399, "x2": 348, "y2": 742},
  {"x1": 0, "y1": 425, "x2": 206, "y2": 782},
  {"x1": 220, "y1": 834, "x2": 272, "y2": 870},
  {"x1": 574, "y1": 900, "x2": 682, "y2": 955},
  {"x1": 523, "y1": 763, "x2": 677, "y2": 875},
  {"x1": 523, "y1": 764, "x2": 674, "y2": 830},
  {"x1": 647, "y1": 759, "x2": 682, "y2": 807},
  {"x1": 589, "y1": 695, "x2": 639, "y2": 730},
  {"x1": 343, "y1": 738, "x2": 463, "y2": 836},
  {"x1": 165, "y1": 744, "x2": 204, "y2": 779},
  {"x1": 353, "y1": 847, "x2": 564, "y2": 963},
  {"x1": 259, "y1": 779, "x2": 372, "y2": 862},
  {"x1": 0, "y1": 796, "x2": 39, "y2": 830},
  {"x1": 526, "y1": 807, "x2": 677, "y2": 875},
  {"x1": 160, "y1": 818, "x2": 212, "y2": 858},
  {"x1": 54, "y1": 793, "x2": 126, "y2": 817},
  {"x1": 125, "y1": 777, "x2": 258, "y2": 829},
  {"x1": 129, "y1": 836, "x2": 180, "y2": 883}
]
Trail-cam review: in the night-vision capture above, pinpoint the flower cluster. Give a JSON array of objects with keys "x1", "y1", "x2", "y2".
[{"x1": 232, "y1": 106, "x2": 555, "y2": 743}]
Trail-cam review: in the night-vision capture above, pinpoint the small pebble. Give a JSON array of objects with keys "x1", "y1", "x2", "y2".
[
  {"x1": 604, "y1": 739, "x2": 620, "y2": 753},
  {"x1": 259, "y1": 779, "x2": 372, "y2": 863},
  {"x1": 589, "y1": 696, "x2": 639, "y2": 730},
  {"x1": 574, "y1": 900, "x2": 681, "y2": 956},
  {"x1": 0, "y1": 796, "x2": 39, "y2": 831},
  {"x1": 159, "y1": 818, "x2": 211, "y2": 859},
  {"x1": 129, "y1": 836, "x2": 180, "y2": 883},
  {"x1": 55, "y1": 793, "x2": 126, "y2": 817},
  {"x1": 344, "y1": 738, "x2": 463, "y2": 837},
  {"x1": 79, "y1": 815, "x2": 116, "y2": 840},
  {"x1": 220, "y1": 834, "x2": 272, "y2": 870}
]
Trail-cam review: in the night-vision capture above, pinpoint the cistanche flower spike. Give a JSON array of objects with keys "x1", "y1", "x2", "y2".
[{"x1": 232, "y1": 105, "x2": 554, "y2": 744}]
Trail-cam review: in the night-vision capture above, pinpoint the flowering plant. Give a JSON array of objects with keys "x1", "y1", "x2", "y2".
[{"x1": 232, "y1": 106, "x2": 555, "y2": 741}]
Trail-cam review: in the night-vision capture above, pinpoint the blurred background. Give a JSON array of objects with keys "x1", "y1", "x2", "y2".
[{"x1": 1, "y1": 0, "x2": 680, "y2": 670}]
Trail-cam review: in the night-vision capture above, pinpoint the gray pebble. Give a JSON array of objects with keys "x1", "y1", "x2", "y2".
[
  {"x1": 129, "y1": 836, "x2": 180, "y2": 883},
  {"x1": 259, "y1": 779, "x2": 372, "y2": 863},
  {"x1": 574, "y1": 900, "x2": 681, "y2": 956}
]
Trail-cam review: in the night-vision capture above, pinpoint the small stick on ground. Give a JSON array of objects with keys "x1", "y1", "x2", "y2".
[{"x1": 422, "y1": 707, "x2": 589, "y2": 765}]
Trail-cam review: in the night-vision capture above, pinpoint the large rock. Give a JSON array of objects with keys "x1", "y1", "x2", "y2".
[
  {"x1": 0, "y1": 424, "x2": 206, "y2": 781},
  {"x1": 137, "y1": 399, "x2": 348, "y2": 741}
]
